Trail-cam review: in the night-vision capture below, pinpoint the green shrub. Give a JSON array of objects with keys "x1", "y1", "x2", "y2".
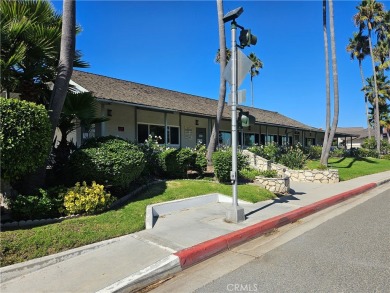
[
  {"x1": 139, "y1": 135, "x2": 164, "y2": 176},
  {"x1": 158, "y1": 148, "x2": 196, "y2": 178},
  {"x1": 279, "y1": 145, "x2": 307, "y2": 169},
  {"x1": 330, "y1": 147, "x2": 346, "y2": 158},
  {"x1": 212, "y1": 148, "x2": 248, "y2": 182},
  {"x1": 69, "y1": 136, "x2": 145, "y2": 192},
  {"x1": 259, "y1": 170, "x2": 278, "y2": 178},
  {"x1": 307, "y1": 145, "x2": 322, "y2": 160},
  {"x1": 357, "y1": 148, "x2": 379, "y2": 158},
  {"x1": 63, "y1": 181, "x2": 115, "y2": 215},
  {"x1": 239, "y1": 167, "x2": 261, "y2": 181},
  {"x1": 8, "y1": 187, "x2": 66, "y2": 221},
  {"x1": 194, "y1": 144, "x2": 208, "y2": 175},
  {"x1": 381, "y1": 154, "x2": 390, "y2": 160},
  {"x1": 0, "y1": 98, "x2": 51, "y2": 180},
  {"x1": 248, "y1": 143, "x2": 279, "y2": 161}
]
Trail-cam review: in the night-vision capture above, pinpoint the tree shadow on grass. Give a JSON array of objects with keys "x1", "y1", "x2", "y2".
[{"x1": 330, "y1": 157, "x2": 378, "y2": 169}]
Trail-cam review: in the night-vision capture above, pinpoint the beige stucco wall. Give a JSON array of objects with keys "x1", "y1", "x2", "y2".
[
  {"x1": 181, "y1": 115, "x2": 210, "y2": 148},
  {"x1": 102, "y1": 103, "x2": 136, "y2": 141}
]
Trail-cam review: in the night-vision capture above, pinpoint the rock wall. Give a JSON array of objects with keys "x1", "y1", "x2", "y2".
[
  {"x1": 255, "y1": 176, "x2": 290, "y2": 194},
  {"x1": 243, "y1": 150, "x2": 339, "y2": 184}
]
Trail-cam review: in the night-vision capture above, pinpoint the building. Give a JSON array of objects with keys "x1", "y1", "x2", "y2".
[{"x1": 68, "y1": 70, "x2": 352, "y2": 148}]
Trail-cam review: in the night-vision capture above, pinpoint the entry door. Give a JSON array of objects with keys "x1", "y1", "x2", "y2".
[{"x1": 196, "y1": 128, "x2": 206, "y2": 145}]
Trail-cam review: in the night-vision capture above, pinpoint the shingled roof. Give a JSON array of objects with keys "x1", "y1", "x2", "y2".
[{"x1": 71, "y1": 70, "x2": 321, "y2": 132}]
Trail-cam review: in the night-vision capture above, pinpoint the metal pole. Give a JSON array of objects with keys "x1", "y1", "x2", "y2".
[
  {"x1": 231, "y1": 21, "x2": 238, "y2": 207},
  {"x1": 226, "y1": 20, "x2": 245, "y2": 223}
]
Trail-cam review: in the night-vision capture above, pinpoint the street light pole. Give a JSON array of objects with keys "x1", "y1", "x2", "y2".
[{"x1": 226, "y1": 20, "x2": 245, "y2": 223}]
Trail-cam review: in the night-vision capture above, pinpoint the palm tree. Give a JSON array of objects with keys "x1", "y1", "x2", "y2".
[
  {"x1": 248, "y1": 52, "x2": 263, "y2": 107},
  {"x1": 206, "y1": 0, "x2": 227, "y2": 164},
  {"x1": 0, "y1": 0, "x2": 87, "y2": 104},
  {"x1": 346, "y1": 32, "x2": 372, "y2": 138},
  {"x1": 363, "y1": 72, "x2": 390, "y2": 106},
  {"x1": 53, "y1": 92, "x2": 109, "y2": 173},
  {"x1": 49, "y1": 0, "x2": 76, "y2": 143},
  {"x1": 321, "y1": 0, "x2": 331, "y2": 165},
  {"x1": 368, "y1": 103, "x2": 390, "y2": 142},
  {"x1": 354, "y1": 0, "x2": 385, "y2": 154},
  {"x1": 321, "y1": 0, "x2": 340, "y2": 166},
  {"x1": 374, "y1": 39, "x2": 390, "y2": 71}
]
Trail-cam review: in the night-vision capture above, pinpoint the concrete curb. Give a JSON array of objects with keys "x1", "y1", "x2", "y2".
[
  {"x1": 174, "y1": 182, "x2": 377, "y2": 269},
  {"x1": 101, "y1": 180, "x2": 386, "y2": 292}
]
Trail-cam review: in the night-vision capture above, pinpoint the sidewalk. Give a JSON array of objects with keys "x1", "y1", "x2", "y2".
[{"x1": 1, "y1": 171, "x2": 389, "y2": 293}]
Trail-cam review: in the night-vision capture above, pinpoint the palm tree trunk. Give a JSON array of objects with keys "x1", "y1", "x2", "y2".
[
  {"x1": 359, "y1": 62, "x2": 371, "y2": 138},
  {"x1": 49, "y1": 0, "x2": 75, "y2": 141},
  {"x1": 367, "y1": 28, "x2": 381, "y2": 154},
  {"x1": 251, "y1": 75, "x2": 254, "y2": 107},
  {"x1": 206, "y1": 0, "x2": 227, "y2": 164},
  {"x1": 23, "y1": 0, "x2": 76, "y2": 193},
  {"x1": 320, "y1": 0, "x2": 331, "y2": 166},
  {"x1": 325, "y1": 0, "x2": 340, "y2": 162}
]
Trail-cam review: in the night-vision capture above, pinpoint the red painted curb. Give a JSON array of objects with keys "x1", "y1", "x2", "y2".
[{"x1": 174, "y1": 182, "x2": 377, "y2": 269}]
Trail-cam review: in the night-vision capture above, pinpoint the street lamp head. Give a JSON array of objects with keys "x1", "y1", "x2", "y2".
[{"x1": 223, "y1": 7, "x2": 244, "y2": 23}]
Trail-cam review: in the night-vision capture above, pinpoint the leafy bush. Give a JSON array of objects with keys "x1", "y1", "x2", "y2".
[
  {"x1": 357, "y1": 148, "x2": 379, "y2": 158},
  {"x1": 361, "y1": 137, "x2": 389, "y2": 154},
  {"x1": 8, "y1": 187, "x2": 66, "y2": 221},
  {"x1": 212, "y1": 148, "x2": 248, "y2": 182},
  {"x1": 259, "y1": 170, "x2": 279, "y2": 178},
  {"x1": 139, "y1": 135, "x2": 164, "y2": 177},
  {"x1": 279, "y1": 145, "x2": 307, "y2": 169},
  {"x1": 248, "y1": 143, "x2": 279, "y2": 161},
  {"x1": 194, "y1": 144, "x2": 208, "y2": 175},
  {"x1": 0, "y1": 98, "x2": 51, "y2": 180},
  {"x1": 307, "y1": 145, "x2": 322, "y2": 160},
  {"x1": 158, "y1": 148, "x2": 196, "y2": 178},
  {"x1": 239, "y1": 167, "x2": 262, "y2": 181},
  {"x1": 69, "y1": 136, "x2": 145, "y2": 192},
  {"x1": 63, "y1": 181, "x2": 115, "y2": 215},
  {"x1": 330, "y1": 147, "x2": 346, "y2": 158},
  {"x1": 381, "y1": 154, "x2": 390, "y2": 160}
]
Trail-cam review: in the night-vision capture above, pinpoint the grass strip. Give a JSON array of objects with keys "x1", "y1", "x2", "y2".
[
  {"x1": 1, "y1": 180, "x2": 275, "y2": 267},
  {"x1": 306, "y1": 157, "x2": 390, "y2": 181}
]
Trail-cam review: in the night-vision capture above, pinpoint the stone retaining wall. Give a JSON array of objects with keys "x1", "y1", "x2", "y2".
[
  {"x1": 285, "y1": 169, "x2": 339, "y2": 183},
  {"x1": 243, "y1": 150, "x2": 339, "y2": 183},
  {"x1": 255, "y1": 176, "x2": 290, "y2": 194}
]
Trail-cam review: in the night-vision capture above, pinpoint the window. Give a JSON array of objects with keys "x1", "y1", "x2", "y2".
[
  {"x1": 138, "y1": 124, "x2": 179, "y2": 145},
  {"x1": 219, "y1": 131, "x2": 231, "y2": 146},
  {"x1": 265, "y1": 135, "x2": 276, "y2": 144},
  {"x1": 243, "y1": 133, "x2": 259, "y2": 146}
]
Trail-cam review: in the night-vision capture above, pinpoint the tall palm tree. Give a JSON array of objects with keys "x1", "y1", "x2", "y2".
[
  {"x1": 346, "y1": 32, "x2": 371, "y2": 137},
  {"x1": 49, "y1": 0, "x2": 76, "y2": 142},
  {"x1": 374, "y1": 39, "x2": 390, "y2": 71},
  {"x1": 0, "y1": 0, "x2": 87, "y2": 104},
  {"x1": 248, "y1": 52, "x2": 263, "y2": 107},
  {"x1": 321, "y1": 0, "x2": 331, "y2": 165},
  {"x1": 363, "y1": 72, "x2": 390, "y2": 108},
  {"x1": 354, "y1": 0, "x2": 385, "y2": 154},
  {"x1": 321, "y1": 0, "x2": 340, "y2": 166},
  {"x1": 368, "y1": 103, "x2": 390, "y2": 142},
  {"x1": 206, "y1": 0, "x2": 227, "y2": 164}
]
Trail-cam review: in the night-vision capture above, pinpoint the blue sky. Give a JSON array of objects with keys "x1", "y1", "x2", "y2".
[{"x1": 52, "y1": 0, "x2": 389, "y2": 129}]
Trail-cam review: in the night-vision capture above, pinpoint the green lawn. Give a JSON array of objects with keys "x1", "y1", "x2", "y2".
[
  {"x1": 0, "y1": 180, "x2": 275, "y2": 267},
  {"x1": 306, "y1": 157, "x2": 390, "y2": 181}
]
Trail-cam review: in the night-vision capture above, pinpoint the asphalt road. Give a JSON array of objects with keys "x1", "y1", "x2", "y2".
[{"x1": 194, "y1": 188, "x2": 390, "y2": 293}]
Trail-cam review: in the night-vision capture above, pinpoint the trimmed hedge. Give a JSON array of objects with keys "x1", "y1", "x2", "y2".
[
  {"x1": 0, "y1": 97, "x2": 52, "y2": 180},
  {"x1": 212, "y1": 149, "x2": 247, "y2": 182},
  {"x1": 69, "y1": 136, "x2": 145, "y2": 191},
  {"x1": 158, "y1": 148, "x2": 196, "y2": 178}
]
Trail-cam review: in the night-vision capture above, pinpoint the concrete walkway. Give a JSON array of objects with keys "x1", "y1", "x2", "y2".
[{"x1": 1, "y1": 171, "x2": 389, "y2": 293}]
